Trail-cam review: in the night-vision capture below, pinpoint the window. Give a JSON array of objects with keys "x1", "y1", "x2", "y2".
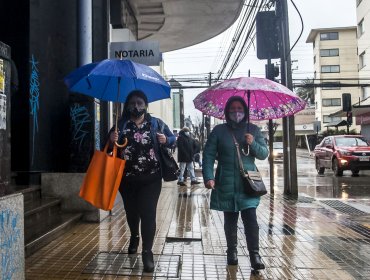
[
  {"x1": 322, "y1": 82, "x2": 341, "y2": 90},
  {"x1": 321, "y1": 65, "x2": 340, "y2": 73},
  {"x1": 323, "y1": 115, "x2": 342, "y2": 123},
  {"x1": 320, "y1": 49, "x2": 339, "y2": 57},
  {"x1": 358, "y1": 19, "x2": 365, "y2": 36},
  {"x1": 322, "y1": 98, "x2": 341, "y2": 107},
  {"x1": 320, "y1": 32, "x2": 338, "y2": 40},
  {"x1": 323, "y1": 138, "x2": 332, "y2": 146},
  {"x1": 362, "y1": 87, "x2": 370, "y2": 100},
  {"x1": 359, "y1": 52, "x2": 366, "y2": 69}
]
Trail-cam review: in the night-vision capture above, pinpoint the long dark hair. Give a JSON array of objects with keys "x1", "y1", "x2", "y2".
[{"x1": 224, "y1": 96, "x2": 249, "y2": 123}]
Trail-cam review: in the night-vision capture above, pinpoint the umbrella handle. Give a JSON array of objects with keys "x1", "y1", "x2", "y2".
[
  {"x1": 115, "y1": 138, "x2": 128, "y2": 148},
  {"x1": 247, "y1": 90, "x2": 250, "y2": 133}
]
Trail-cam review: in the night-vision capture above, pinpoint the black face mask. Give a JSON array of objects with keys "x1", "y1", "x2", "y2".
[{"x1": 129, "y1": 107, "x2": 146, "y2": 118}]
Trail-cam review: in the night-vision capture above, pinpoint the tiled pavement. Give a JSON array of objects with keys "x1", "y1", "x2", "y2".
[{"x1": 26, "y1": 179, "x2": 370, "y2": 279}]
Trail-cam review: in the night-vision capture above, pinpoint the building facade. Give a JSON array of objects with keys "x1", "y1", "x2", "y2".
[
  {"x1": 355, "y1": 0, "x2": 370, "y2": 139},
  {"x1": 357, "y1": 0, "x2": 370, "y2": 100},
  {"x1": 306, "y1": 27, "x2": 360, "y2": 133},
  {"x1": 0, "y1": 0, "x2": 245, "y2": 273}
]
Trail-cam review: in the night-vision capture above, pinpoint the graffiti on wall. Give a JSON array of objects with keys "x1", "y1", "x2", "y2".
[
  {"x1": 29, "y1": 55, "x2": 40, "y2": 165},
  {"x1": 70, "y1": 103, "x2": 91, "y2": 149},
  {"x1": 0, "y1": 209, "x2": 21, "y2": 280}
]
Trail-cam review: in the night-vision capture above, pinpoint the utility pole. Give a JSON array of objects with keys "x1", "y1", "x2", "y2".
[
  {"x1": 277, "y1": 0, "x2": 298, "y2": 196},
  {"x1": 204, "y1": 72, "x2": 212, "y2": 139},
  {"x1": 266, "y1": 59, "x2": 275, "y2": 194}
]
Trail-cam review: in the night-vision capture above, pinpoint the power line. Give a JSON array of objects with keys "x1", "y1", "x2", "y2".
[{"x1": 215, "y1": 0, "x2": 272, "y2": 80}]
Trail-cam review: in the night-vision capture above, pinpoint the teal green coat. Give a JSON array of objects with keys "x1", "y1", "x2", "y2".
[{"x1": 202, "y1": 122, "x2": 268, "y2": 212}]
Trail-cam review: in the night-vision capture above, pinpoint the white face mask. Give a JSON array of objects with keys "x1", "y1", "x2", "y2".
[
  {"x1": 185, "y1": 132, "x2": 190, "y2": 136},
  {"x1": 229, "y1": 112, "x2": 245, "y2": 123}
]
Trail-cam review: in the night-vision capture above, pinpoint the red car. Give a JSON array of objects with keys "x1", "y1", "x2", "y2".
[{"x1": 314, "y1": 135, "x2": 370, "y2": 176}]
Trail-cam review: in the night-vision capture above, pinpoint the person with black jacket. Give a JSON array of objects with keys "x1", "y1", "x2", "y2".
[{"x1": 176, "y1": 127, "x2": 200, "y2": 186}]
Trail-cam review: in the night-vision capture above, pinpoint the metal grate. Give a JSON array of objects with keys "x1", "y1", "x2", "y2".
[
  {"x1": 298, "y1": 196, "x2": 315, "y2": 203},
  {"x1": 320, "y1": 200, "x2": 367, "y2": 216},
  {"x1": 82, "y1": 252, "x2": 181, "y2": 277}
]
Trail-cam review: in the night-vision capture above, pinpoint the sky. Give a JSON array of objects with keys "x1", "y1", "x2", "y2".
[{"x1": 162, "y1": 0, "x2": 357, "y2": 121}]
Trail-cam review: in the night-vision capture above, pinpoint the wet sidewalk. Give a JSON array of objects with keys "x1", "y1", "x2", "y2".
[{"x1": 25, "y1": 177, "x2": 370, "y2": 279}]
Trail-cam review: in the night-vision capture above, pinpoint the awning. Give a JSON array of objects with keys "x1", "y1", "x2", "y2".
[
  {"x1": 330, "y1": 107, "x2": 370, "y2": 117},
  {"x1": 329, "y1": 97, "x2": 370, "y2": 117},
  {"x1": 324, "y1": 120, "x2": 348, "y2": 127}
]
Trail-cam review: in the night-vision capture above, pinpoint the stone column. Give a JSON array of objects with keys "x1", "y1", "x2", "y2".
[{"x1": 0, "y1": 193, "x2": 25, "y2": 280}]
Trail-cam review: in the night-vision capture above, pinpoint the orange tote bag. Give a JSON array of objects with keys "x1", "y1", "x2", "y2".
[{"x1": 79, "y1": 142, "x2": 126, "y2": 211}]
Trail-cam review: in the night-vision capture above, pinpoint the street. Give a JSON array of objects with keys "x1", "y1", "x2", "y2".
[
  {"x1": 258, "y1": 149, "x2": 370, "y2": 200},
  {"x1": 25, "y1": 148, "x2": 370, "y2": 279}
]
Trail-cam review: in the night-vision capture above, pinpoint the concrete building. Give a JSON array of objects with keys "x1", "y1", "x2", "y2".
[
  {"x1": 169, "y1": 78, "x2": 184, "y2": 132},
  {"x1": 319, "y1": 1, "x2": 370, "y2": 140},
  {"x1": 0, "y1": 0, "x2": 245, "y2": 276},
  {"x1": 306, "y1": 26, "x2": 360, "y2": 133},
  {"x1": 357, "y1": 0, "x2": 370, "y2": 99},
  {"x1": 354, "y1": 0, "x2": 370, "y2": 139}
]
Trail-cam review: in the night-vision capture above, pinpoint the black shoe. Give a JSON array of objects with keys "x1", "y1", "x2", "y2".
[
  {"x1": 142, "y1": 250, "x2": 155, "y2": 272},
  {"x1": 227, "y1": 249, "x2": 238, "y2": 265},
  {"x1": 191, "y1": 181, "x2": 200, "y2": 185},
  {"x1": 178, "y1": 181, "x2": 186, "y2": 186},
  {"x1": 128, "y1": 236, "x2": 139, "y2": 254},
  {"x1": 249, "y1": 251, "x2": 265, "y2": 270}
]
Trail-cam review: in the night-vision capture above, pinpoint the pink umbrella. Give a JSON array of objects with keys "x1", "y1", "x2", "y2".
[{"x1": 193, "y1": 77, "x2": 306, "y2": 120}]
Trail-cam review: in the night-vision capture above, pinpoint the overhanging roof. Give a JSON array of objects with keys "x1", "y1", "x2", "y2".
[
  {"x1": 324, "y1": 120, "x2": 348, "y2": 127},
  {"x1": 306, "y1": 26, "x2": 357, "y2": 43},
  {"x1": 127, "y1": 0, "x2": 244, "y2": 52},
  {"x1": 329, "y1": 97, "x2": 370, "y2": 117}
]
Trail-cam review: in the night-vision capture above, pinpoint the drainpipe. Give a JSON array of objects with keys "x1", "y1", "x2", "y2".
[{"x1": 78, "y1": 0, "x2": 92, "y2": 65}]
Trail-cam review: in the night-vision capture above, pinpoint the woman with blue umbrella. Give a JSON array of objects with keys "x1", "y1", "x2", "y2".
[
  {"x1": 65, "y1": 59, "x2": 175, "y2": 273},
  {"x1": 109, "y1": 90, "x2": 175, "y2": 272}
]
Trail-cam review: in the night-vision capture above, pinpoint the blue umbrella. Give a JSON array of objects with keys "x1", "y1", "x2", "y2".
[
  {"x1": 64, "y1": 59, "x2": 171, "y2": 147},
  {"x1": 64, "y1": 59, "x2": 171, "y2": 103}
]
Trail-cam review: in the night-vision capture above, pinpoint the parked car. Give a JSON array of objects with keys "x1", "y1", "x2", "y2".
[
  {"x1": 271, "y1": 141, "x2": 284, "y2": 161},
  {"x1": 314, "y1": 135, "x2": 370, "y2": 176}
]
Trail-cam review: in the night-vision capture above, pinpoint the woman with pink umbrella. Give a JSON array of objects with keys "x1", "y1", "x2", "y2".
[
  {"x1": 198, "y1": 77, "x2": 305, "y2": 271},
  {"x1": 202, "y1": 96, "x2": 268, "y2": 270}
]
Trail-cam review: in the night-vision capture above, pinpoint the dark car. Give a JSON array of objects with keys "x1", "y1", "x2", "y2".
[{"x1": 314, "y1": 135, "x2": 370, "y2": 176}]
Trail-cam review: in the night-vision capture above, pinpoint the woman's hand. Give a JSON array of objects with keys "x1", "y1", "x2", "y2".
[
  {"x1": 157, "y1": 133, "x2": 167, "y2": 144},
  {"x1": 205, "y1": 180, "x2": 215, "y2": 189},
  {"x1": 245, "y1": 133, "x2": 254, "y2": 145},
  {"x1": 110, "y1": 131, "x2": 119, "y2": 143}
]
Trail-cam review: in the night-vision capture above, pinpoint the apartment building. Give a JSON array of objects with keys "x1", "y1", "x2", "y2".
[
  {"x1": 357, "y1": 0, "x2": 369, "y2": 97},
  {"x1": 306, "y1": 26, "x2": 360, "y2": 132},
  {"x1": 355, "y1": 0, "x2": 370, "y2": 138}
]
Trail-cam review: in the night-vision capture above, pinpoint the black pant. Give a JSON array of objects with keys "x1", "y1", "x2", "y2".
[
  {"x1": 224, "y1": 208, "x2": 259, "y2": 252},
  {"x1": 119, "y1": 176, "x2": 162, "y2": 251}
]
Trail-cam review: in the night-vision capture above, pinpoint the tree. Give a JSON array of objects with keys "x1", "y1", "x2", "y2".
[{"x1": 296, "y1": 78, "x2": 314, "y2": 105}]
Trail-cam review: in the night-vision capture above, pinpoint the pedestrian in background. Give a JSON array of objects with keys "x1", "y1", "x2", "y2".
[
  {"x1": 176, "y1": 127, "x2": 200, "y2": 186},
  {"x1": 193, "y1": 137, "x2": 202, "y2": 168},
  {"x1": 109, "y1": 90, "x2": 176, "y2": 272},
  {"x1": 202, "y1": 96, "x2": 268, "y2": 270}
]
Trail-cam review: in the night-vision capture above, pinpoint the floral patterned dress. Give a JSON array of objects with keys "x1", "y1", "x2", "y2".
[{"x1": 121, "y1": 120, "x2": 160, "y2": 178}]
